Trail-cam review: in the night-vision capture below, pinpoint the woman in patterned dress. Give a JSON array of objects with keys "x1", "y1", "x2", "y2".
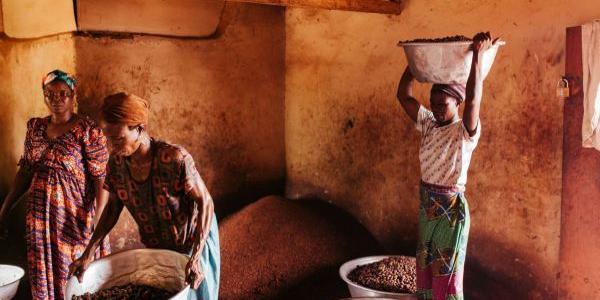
[
  {"x1": 0, "y1": 70, "x2": 110, "y2": 299},
  {"x1": 70, "y1": 92, "x2": 220, "y2": 300}
]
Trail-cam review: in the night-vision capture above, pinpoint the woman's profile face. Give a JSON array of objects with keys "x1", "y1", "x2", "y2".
[
  {"x1": 102, "y1": 123, "x2": 142, "y2": 156},
  {"x1": 43, "y1": 81, "x2": 74, "y2": 115}
]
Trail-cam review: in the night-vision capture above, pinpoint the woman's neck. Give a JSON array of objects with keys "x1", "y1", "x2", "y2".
[
  {"x1": 51, "y1": 111, "x2": 74, "y2": 124},
  {"x1": 437, "y1": 114, "x2": 460, "y2": 126},
  {"x1": 130, "y1": 133, "x2": 152, "y2": 164}
]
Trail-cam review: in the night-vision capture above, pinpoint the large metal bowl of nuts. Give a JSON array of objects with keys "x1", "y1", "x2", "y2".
[
  {"x1": 339, "y1": 255, "x2": 417, "y2": 300},
  {"x1": 398, "y1": 36, "x2": 505, "y2": 85}
]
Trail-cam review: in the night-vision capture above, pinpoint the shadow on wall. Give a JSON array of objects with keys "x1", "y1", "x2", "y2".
[{"x1": 465, "y1": 242, "x2": 553, "y2": 300}]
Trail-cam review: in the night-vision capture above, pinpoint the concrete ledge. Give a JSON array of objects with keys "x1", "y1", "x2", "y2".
[
  {"x1": 228, "y1": 0, "x2": 403, "y2": 14},
  {"x1": 2, "y1": 0, "x2": 76, "y2": 38},
  {"x1": 76, "y1": 0, "x2": 225, "y2": 37}
]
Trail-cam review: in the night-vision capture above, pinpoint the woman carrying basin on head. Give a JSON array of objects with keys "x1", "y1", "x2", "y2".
[{"x1": 396, "y1": 32, "x2": 499, "y2": 300}]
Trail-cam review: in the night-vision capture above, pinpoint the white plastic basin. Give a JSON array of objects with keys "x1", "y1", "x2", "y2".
[
  {"x1": 398, "y1": 40, "x2": 506, "y2": 84},
  {"x1": 339, "y1": 255, "x2": 417, "y2": 300},
  {"x1": 0, "y1": 265, "x2": 25, "y2": 300},
  {"x1": 65, "y1": 249, "x2": 192, "y2": 300}
]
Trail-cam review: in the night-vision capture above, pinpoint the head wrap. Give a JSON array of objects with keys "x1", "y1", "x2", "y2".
[
  {"x1": 431, "y1": 83, "x2": 467, "y2": 103},
  {"x1": 42, "y1": 69, "x2": 76, "y2": 91},
  {"x1": 101, "y1": 92, "x2": 150, "y2": 126}
]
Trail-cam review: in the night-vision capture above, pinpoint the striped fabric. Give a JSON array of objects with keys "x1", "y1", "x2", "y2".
[{"x1": 19, "y1": 116, "x2": 110, "y2": 299}]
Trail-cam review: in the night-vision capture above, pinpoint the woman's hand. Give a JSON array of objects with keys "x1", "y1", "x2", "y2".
[
  {"x1": 68, "y1": 251, "x2": 94, "y2": 283},
  {"x1": 185, "y1": 256, "x2": 205, "y2": 289},
  {"x1": 472, "y1": 32, "x2": 500, "y2": 55}
]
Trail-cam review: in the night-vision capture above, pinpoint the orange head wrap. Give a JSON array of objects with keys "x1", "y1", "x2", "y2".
[{"x1": 101, "y1": 92, "x2": 150, "y2": 126}]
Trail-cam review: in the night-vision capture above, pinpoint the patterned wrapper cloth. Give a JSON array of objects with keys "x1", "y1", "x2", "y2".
[{"x1": 416, "y1": 182, "x2": 470, "y2": 300}]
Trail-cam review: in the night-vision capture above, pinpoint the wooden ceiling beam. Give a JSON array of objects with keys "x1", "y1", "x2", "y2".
[{"x1": 228, "y1": 0, "x2": 403, "y2": 15}]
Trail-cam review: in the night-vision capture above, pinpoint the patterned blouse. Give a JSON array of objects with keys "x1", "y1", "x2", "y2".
[{"x1": 105, "y1": 139, "x2": 208, "y2": 253}]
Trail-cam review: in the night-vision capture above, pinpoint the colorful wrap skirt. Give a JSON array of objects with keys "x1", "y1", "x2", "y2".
[{"x1": 416, "y1": 182, "x2": 470, "y2": 300}]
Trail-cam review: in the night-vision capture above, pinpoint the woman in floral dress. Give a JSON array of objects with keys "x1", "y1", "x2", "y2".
[{"x1": 0, "y1": 70, "x2": 110, "y2": 299}]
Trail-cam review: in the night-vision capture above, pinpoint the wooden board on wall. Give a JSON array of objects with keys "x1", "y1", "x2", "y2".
[
  {"x1": 228, "y1": 0, "x2": 403, "y2": 14},
  {"x1": 560, "y1": 25, "x2": 600, "y2": 299},
  {"x1": 1, "y1": 0, "x2": 76, "y2": 38},
  {"x1": 76, "y1": 0, "x2": 225, "y2": 37}
]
